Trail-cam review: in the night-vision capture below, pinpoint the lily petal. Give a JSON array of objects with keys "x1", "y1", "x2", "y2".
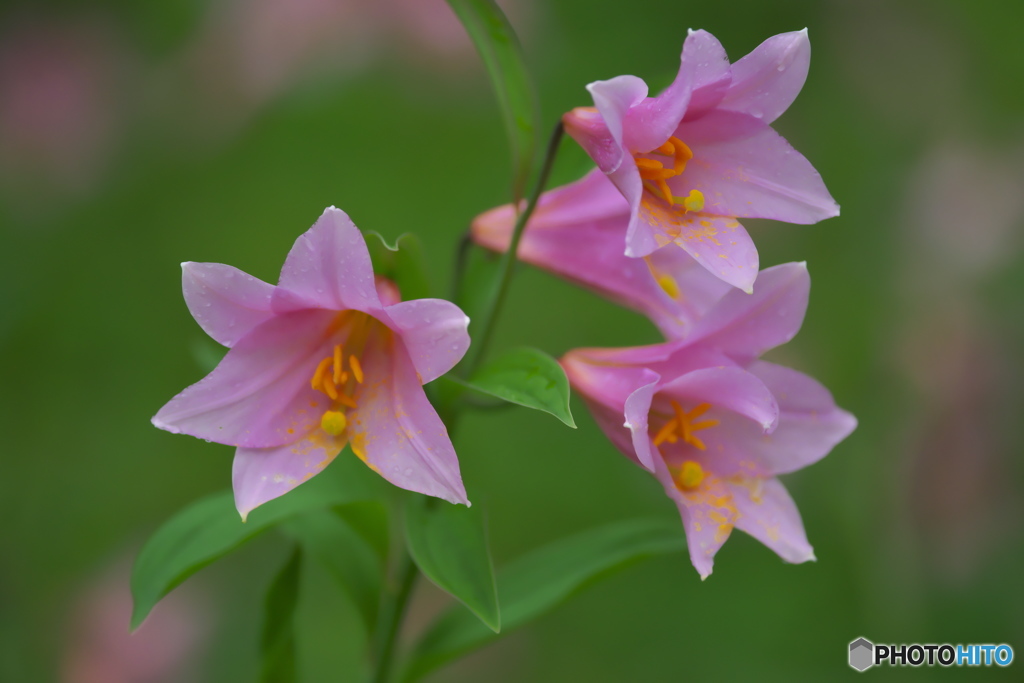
[
  {"x1": 728, "y1": 476, "x2": 815, "y2": 564},
  {"x1": 472, "y1": 169, "x2": 729, "y2": 337},
  {"x1": 676, "y1": 29, "x2": 732, "y2": 122},
  {"x1": 152, "y1": 309, "x2": 336, "y2": 448},
  {"x1": 743, "y1": 361, "x2": 858, "y2": 474},
  {"x1": 348, "y1": 333, "x2": 468, "y2": 505},
  {"x1": 658, "y1": 365, "x2": 779, "y2": 433},
  {"x1": 669, "y1": 213, "x2": 758, "y2": 292},
  {"x1": 581, "y1": 75, "x2": 649, "y2": 170},
  {"x1": 232, "y1": 431, "x2": 346, "y2": 521},
  {"x1": 686, "y1": 262, "x2": 809, "y2": 363},
  {"x1": 383, "y1": 298, "x2": 470, "y2": 384},
  {"x1": 274, "y1": 206, "x2": 383, "y2": 314},
  {"x1": 677, "y1": 109, "x2": 839, "y2": 223},
  {"x1": 655, "y1": 457, "x2": 736, "y2": 579},
  {"x1": 719, "y1": 29, "x2": 811, "y2": 124},
  {"x1": 181, "y1": 262, "x2": 276, "y2": 348},
  {"x1": 624, "y1": 372, "x2": 661, "y2": 471}
]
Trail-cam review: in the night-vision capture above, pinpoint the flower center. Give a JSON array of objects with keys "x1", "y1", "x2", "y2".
[
  {"x1": 635, "y1": 136, "x2": 704, "y2": 212},
  {"x1": 652, "y1": 400, "x2": 719, "y2": 450},
  {"x1": 310, "y1": 313, "x2": 373, "y2": 436}
]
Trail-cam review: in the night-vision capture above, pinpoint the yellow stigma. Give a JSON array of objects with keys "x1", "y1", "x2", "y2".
[
  {"x1": 320, "y1": 410, "x2": 348, "y2": 436},
  {"x1": 656, "y1": 274, "x2": 680, "y2": 299},
  {"x1": 683, "y1": 189, "x2": 704, "y2": 212},
  {"x1": 677, "y1": 460, "x2": 705, "y2": 490}
]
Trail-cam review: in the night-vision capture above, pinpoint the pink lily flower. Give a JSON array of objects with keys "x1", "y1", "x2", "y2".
[
  {"x1": 153, "y1": 207, "x2": 471, "y2": 519},
  {"x1": 561, "y1": 263, "x2": 856, "y2": 578},
  {"x1": 472, "y1": 168, "x2": 732, "y2": 338},
  {"x1": 562, "y1": 29, "x2": 839, "y2": 293}
]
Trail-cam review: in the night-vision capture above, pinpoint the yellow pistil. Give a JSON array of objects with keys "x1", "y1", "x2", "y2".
[
  {"x1": 683, "y1": 189, "x2": 704, "y2": 212},
  {"x1": 676, "y1": 460, "x2": 705, "y2": 490},
  {"x1": 320, "y1": 410, "x2": 348, "y2": 436},
  {"x1": 652, "y1": 400, "x2": 720, "y2": 450},
  {"x1": 634, "y1": 136, "x2": 702, "y2": 212}
]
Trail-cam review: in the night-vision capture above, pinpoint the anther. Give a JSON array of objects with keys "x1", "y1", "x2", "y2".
[
  {"x1": 349, "y1": 355, "x2": 364, "y2": 384},
  {"x1": 311, "y1": 357, "x2": 333, "y2": 391},
  {"x1": 333, "y1": 344, "x2": 344, "y2": 384},
  {"x1": 321, "y1": 376, "x2": 339, "y2": 401}
]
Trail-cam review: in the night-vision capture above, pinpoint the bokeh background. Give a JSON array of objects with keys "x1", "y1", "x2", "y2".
[{"x1": 2, "y1": 0, "x2": 1023, "y2": 680}]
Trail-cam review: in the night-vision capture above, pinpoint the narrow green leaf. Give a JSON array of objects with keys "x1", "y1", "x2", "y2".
[
  {"x1": 460, "y1": 347, "x2": 576, "y2": 427},
  {"x1": 281, "y1": 504, "x2": 386, "y2": 632},
  {"x1": 444, "y1": 0, "x2": 539, "y2": 201},
  {"x1": 365, "y1": 231, "x2": 432, "y2": 301},
  {"x1": 404, "y1": 518, "x2": 685, "y2": 680},
  {"x1": 259, "y1": 547, "x2": 302, "y2": 683},
  {"x1": 131, "y1": 451, "x2": 387, "y2": 629},
  {"x1": 404, "y1": 497, "x2": 500, "y2": 633}
]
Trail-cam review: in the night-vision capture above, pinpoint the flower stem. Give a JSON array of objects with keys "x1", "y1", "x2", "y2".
[
  {"x1": 462, "y1": 121, "x2": 565, "y2": 376},
  {"x1": 370, "y1": 545, "x2": 418, "y2": 683}
]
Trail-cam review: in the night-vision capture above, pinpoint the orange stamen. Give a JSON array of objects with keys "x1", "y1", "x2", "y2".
[
  {"x1": 348, "y1": 355, "x2": 364, "y2": 384},
  {"x1": 653, "y1": 418, "x2": 678, "y2": 446},
  {"x1": 311, "y1": 357, "x2": 333, "y2": 391},
  {"x1": 320, "y1": 375, "x2": 339, "y2": 401},
  {"x1": 333, "y1": 344, "x2": 344, "y2": 384}
]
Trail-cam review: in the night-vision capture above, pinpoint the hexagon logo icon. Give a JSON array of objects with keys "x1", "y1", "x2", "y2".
[{"x1": 849, "y1": 637, "x2": 874, "y2": 671}]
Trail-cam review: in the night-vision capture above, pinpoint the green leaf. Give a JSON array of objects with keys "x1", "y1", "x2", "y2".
[
  {"x1": 365, "y1": 231, "x2": 432, "y2": 301},
  {"x1": 444, "y1": 0, "x2": 539, "y2": 201},
  {"x1": 459, "y1": 347, "x2": 576, "y2": 427},
  {"x1": 404, "y1": 497, "x2": 500, "y2": 633},
  {"x1": 130, "y1": 451, "x2": 388, "y2": 630},
  {"x1": 259, "y1": 547, "x2": 302, "y2": 683},
  {"x1": 404, "y1": 518, "x2": 685, "y2": 680},
  {"x1": 281, "y1": 504, "x2": 387, "y2": 632}
]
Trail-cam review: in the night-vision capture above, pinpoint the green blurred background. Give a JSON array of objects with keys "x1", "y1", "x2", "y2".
[{"x1": 2, "y1": 0, "x2": 1022, "y2": 680}]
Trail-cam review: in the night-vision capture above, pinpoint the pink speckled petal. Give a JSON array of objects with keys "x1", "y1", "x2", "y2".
[
  {"x1": 719, "y1": 29, "x2": 810, "y2": 124},
  {"x1": 687, "y1": 262, "x2": 809, "y2": 363},
  {"x1": 274, "y1": 207, "x2": 383, "y2": 313},
  {"x1": 728, "y1": 476, "x2": 815, "y2": 564},
  {"x1": 382, "y1": 299, "x2": 470, "y2": 384},
  {"x1": 654, "y1": 456, "x2": 736, "y2": 579},
  {"x1": 347, "y1": 333, "x2": 467, "y2": 505},
  {"x1": 670, "y1": 214, "x2": 758, "y2": 292},
  {"x1": 152, "y1": 309, "x2": 336, "y2": 448},
  {"x1": 181, "y1": 262, "x2": 276, "y2": 348},
  {"x1": 232, "y1": 432, "x2": 346, "y2": 521},
  {"x1": 676, "y1": 110, "x2": 839, "y2": 223}
]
